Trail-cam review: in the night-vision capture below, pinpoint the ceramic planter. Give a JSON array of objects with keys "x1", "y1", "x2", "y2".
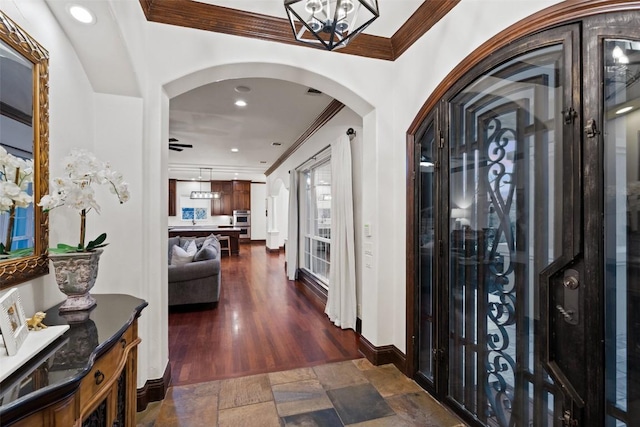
[{"x1": 49, "y1": 249, "x2": 103, "y2": 312}]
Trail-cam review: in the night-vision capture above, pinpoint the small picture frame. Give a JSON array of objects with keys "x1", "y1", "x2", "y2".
[{"x1": 0, "y1": 288, "x2": 29, "y2": 356}]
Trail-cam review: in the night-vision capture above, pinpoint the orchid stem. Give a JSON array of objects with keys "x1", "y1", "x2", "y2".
[
  {"x1": 80, "y1": 209, "x2": 86, "y2": 250},
  {"x1": 3, "y1": 167, "x2": 20, "y2": 253}
]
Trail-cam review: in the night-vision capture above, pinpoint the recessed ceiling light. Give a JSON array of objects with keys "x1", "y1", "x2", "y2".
[
  {"x1": 235, "y1": 86, "x2": 251, "y2": 93},
  {"x1": 68, "y1": 5, "x2": 96, "y2": 24},
  {"x1": 235, "y1": 173, "x2": 239, "y2": 176},
  {"x1": 271, "y1": 142, "x2": 282, "y2": 146},
  {"x1": 616, "y1": 106, "x2": 634, "y2": 115},
  {"x1": 235, "y1": 100, "x2": 247, "y2": 107},
  {"x1": 231, "y1": 148, "x2": 239, "y2": 153}
]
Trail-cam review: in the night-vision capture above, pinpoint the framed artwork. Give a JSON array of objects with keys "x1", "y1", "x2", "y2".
[
  {"x1": 181, "y1": 207, "x2": 194, "y2": 221},
  {"x1": 181, "y1": 207, "x2": 208, "y2": 221},
  {"x1": 195, "y1": 208, "x2": 207, "y2": 220},
  {"x1": 0, "y1": 288, "x2": 28, "y2": 356}
]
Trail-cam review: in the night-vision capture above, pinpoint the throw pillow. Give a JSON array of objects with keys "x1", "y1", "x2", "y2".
[
  {"x1": 202, "y1": 234, "x2": 219, "y2": 248},
  {"x1": 194, "y1": 244, "x2": 218, "y2": 262},
  {"x1": 171, "y1": 240, "x2": 197, "y2": 266},
  {"x1": 168, "y1": 236, "x2": 180, "y2": 265},
  {"x1": 180, "y1": 238, "x2": 195, "y2": 251}
]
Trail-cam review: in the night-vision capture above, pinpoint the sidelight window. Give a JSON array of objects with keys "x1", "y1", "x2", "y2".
[{"x1": 300, "y1": 154, "x2": 331, "y2": 286}]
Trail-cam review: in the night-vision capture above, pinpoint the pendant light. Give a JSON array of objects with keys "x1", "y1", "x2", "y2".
[{"x1": 284, "y1": 0, "x2": 379, "y2": 51}]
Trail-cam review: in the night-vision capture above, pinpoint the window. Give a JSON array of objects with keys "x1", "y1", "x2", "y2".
[{"x1": 300, "y1": 155, "x2": 331, "y2": 286}]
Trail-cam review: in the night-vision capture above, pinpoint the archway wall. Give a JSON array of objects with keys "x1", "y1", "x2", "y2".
[{"x1": 115, "y1": 0, "x2": 566, "y2": 386}]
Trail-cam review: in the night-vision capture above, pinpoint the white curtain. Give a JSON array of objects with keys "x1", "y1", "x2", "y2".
[
  {"x1": 286, "y1": 170, "x2": 298, "y2": 280},
  {"x1": 325, "y1": 134, "x2": 356, "y2": 329}
]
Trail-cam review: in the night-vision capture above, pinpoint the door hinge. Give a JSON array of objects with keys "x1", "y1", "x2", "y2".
[
  {"x1": 439, "y1": 130, "x2": 444, "y2": 149},
  {"x1": 432, "y1": 347, "x2": 444, "y2": 359},
  {"x1": 434, "y1": 160, "x2": 440, "y2": 171},
  {"x1": 560, "y1": 410, "x2": 578, "y2": 427},
  {"x1": 562, "y1": 107, "x2": 577, "y2": 125},
  {"x1": 585, "y1": 118, "x2": 600, "y2": 138}
]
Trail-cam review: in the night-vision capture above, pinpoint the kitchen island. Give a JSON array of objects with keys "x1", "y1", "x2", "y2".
[{"x1": 168, "y1": 226, "x2": 241, "y2": 255}]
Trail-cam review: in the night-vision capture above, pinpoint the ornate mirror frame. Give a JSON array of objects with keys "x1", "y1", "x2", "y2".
[{"x1": 0, "y1": 11, "x2": 49, "y2": 288}]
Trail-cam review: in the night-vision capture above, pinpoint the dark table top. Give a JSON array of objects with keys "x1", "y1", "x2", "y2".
[{"x1": 0, "y1": 294, "x2": 147, "y2": 424}]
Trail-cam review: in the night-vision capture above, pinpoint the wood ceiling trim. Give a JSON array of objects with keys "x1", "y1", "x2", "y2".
[
  {"x1": 265, "y1": 99, "x2": 344, "y2": 176},
  {"x1": 407, "y1": 0, "x2": 640, "y2": 134},
  {"x1": 138, "y1": 0, "x2": 460, "y2": 61},
  {"x1": 139, "y1": 0, "x2": 393, "y2": 60},
  {"x1": 390, "y1": 0, "x2": 461, "y2": 58}
]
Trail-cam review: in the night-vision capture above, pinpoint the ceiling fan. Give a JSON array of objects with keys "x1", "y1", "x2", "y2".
[{"x1": 168, "y1": 137, "x2": 193, "y2": 152}]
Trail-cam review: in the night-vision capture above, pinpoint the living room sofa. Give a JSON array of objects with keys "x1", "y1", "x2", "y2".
[{"x1": 168, "y1": 235, "x2": 221, "y2": 306}]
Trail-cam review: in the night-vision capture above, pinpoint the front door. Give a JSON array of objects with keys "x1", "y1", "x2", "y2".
[{"x1": 414, "y1": 11, "x2": 640, "y2": 426}]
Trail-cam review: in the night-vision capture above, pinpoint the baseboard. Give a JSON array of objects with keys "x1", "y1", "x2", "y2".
[
  {"x1": 297, "y1": 269, "x2": 328, "y2": 305},
  {"x1": 265, "y1": 246, "x2": 280, "y2": 253},
  {"x1": 137, "y1": 362, "x2": 171, "y2": 412},
  {"x1": 357, "y1": 335, "x2": 406, "y2": 374}
]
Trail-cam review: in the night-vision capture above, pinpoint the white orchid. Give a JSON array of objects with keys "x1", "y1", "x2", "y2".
[
  {"x1": 0, "y1": 145, "x2": 34, "y2": 254},
  {"x1": 0, "y1": 145, "x2": 34, "y2": 214},
  {"x1": 38, "y1": 149, "x2": 130, "y2": 252}
]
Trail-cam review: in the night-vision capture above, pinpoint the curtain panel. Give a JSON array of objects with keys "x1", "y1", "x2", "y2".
[
  {"x1": 286, "y1": 171, "x2": 299, "y2": 280},
  {"x1": 325, "y1": 134, "x2": 356, "y2": 329}
]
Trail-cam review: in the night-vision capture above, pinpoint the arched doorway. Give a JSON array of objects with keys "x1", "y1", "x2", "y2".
[{"x1": 407, "y1": 2, "x2": 640, "y2": 426}]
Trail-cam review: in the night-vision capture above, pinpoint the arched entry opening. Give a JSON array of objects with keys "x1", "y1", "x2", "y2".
[
  {"x1": 407, "y1": 2, "x2": 640, "y2": 426},
  {"x1": 161, "y1": 62, "x2": 372, "y2": 383}
]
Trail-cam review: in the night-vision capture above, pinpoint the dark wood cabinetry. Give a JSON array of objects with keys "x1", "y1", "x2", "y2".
[
  {"x1": 1, "y1": 295, "x2": 147, "y2": 427},
  {"x1": 210, "y1": 181, "x2": 233, "y2": 215},
  {"x1": 168, "y1": 179, "x2": 176, "y2": 216},
  {"x1": 232, "y1": 180, "x2": 251, "y2": 211},
  {"x1": 168, "y1": 179, "x2": 251, "y2": 215}
]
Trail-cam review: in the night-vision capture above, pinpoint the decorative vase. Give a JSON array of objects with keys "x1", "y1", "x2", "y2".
[{"x1": 50, "y1": 249, "x2": 103, "y2": 312}]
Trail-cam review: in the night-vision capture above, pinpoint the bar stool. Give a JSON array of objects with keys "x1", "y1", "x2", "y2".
[{"x1": 217, "y1": 235, "x2": 231, "y2": 256}]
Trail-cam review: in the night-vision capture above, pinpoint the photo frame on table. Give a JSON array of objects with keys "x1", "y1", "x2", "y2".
[{"x1": 0, "y1": 288, "x2": 28, "y2": 356}]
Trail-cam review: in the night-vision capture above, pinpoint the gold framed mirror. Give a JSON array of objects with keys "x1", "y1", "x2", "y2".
[{"x1": 0, "y1": 11, "x2": 49, "y2": 288}]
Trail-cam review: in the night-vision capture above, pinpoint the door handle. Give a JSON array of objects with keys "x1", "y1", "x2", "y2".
[{"x1": 558, "y1": 269, "x2": 579, "y2": 325}]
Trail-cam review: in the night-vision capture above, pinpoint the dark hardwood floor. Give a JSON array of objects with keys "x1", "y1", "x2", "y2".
[{"x1": 168, "y1": 242, "x2": 362, "y2": 386}]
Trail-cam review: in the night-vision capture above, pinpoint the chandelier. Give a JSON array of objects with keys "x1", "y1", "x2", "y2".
[
  {"x1": 190, "y1": 168, "x2": 220, "y2": 199},
  {"x1": 284, "y1": 0, "x2": 379, "y2": 51}
]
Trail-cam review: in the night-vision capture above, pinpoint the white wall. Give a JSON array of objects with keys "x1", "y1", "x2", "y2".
[
  {"x1": 1, "y1": 0, "x2": 566, "y2": 390},
  {"x1": 250, "y1": 183, "x2": 267, "y2": 240},
  {"x1": 267, "y1": 107, "x2": 364, "y2": 312}
]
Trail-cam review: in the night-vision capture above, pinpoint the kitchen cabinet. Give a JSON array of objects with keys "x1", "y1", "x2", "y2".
[
  {"x1": 232, "y1": 180, "x2": 251, "y2": 211},
  {"x1": 210, "y1": 180, "x2": 233, "y2": 215},
  {"x1": 169, "y1": 179, "x2": 176, "y2": 216},
  {"x1": 0, "y1": 295, "x2": 147, "y2": 427}
]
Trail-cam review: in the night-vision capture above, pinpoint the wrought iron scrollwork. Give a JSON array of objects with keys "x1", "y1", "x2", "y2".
[{"x1": 484, "y1": 116, "x2": 518, "y2": 427}]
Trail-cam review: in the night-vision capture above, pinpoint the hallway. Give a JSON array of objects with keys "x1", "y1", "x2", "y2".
[
  {"x1": 167, "y1": 242, "x2": 362, "y2": 386},
  {"x1": 136, "y1": 243, "x2": 468, "y2": 426}
]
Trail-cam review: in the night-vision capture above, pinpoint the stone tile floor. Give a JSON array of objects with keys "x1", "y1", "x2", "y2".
[{"x1": 136, "y1": 359, "x2": 468, "y2": 427}]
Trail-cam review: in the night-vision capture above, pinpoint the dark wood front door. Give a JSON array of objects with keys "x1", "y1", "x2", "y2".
[{"x1": 411, "y1": 10, "x2": 640, "y2": 426}]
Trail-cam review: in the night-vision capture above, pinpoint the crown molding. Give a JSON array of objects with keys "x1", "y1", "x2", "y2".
[
  {"x1": 138, "y1": 0, "x2": 460, "y2": 61},
  {"x1": 264, "y1": 99, "x2": 344, "y2": 176}
]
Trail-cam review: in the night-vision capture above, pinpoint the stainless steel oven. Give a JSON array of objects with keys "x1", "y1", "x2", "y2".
[
  {"x1": 238, "y1": 227, "x2": 250, "y2": 239},
  {"x1": 233, "y1": 210, "x2": 250, "y2": 238},
  {"x1": 233, "y1": 210, "x2": 250, "y2": 226}
]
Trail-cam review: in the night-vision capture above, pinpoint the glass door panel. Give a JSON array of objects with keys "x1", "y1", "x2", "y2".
[
  {"x1": 448, "y1": 45, "x2": 566, "y2": 426},
  {"x1": 418, "y1": 121, "x2": 436, "y2": 382},
  {"x1": 603, "y1": 38, "x2": 640, "y2": 427}
]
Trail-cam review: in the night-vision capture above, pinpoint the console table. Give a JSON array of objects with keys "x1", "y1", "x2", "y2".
[{"x1": 0, "y1": 294, "x2": 147, "y2": 426}]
